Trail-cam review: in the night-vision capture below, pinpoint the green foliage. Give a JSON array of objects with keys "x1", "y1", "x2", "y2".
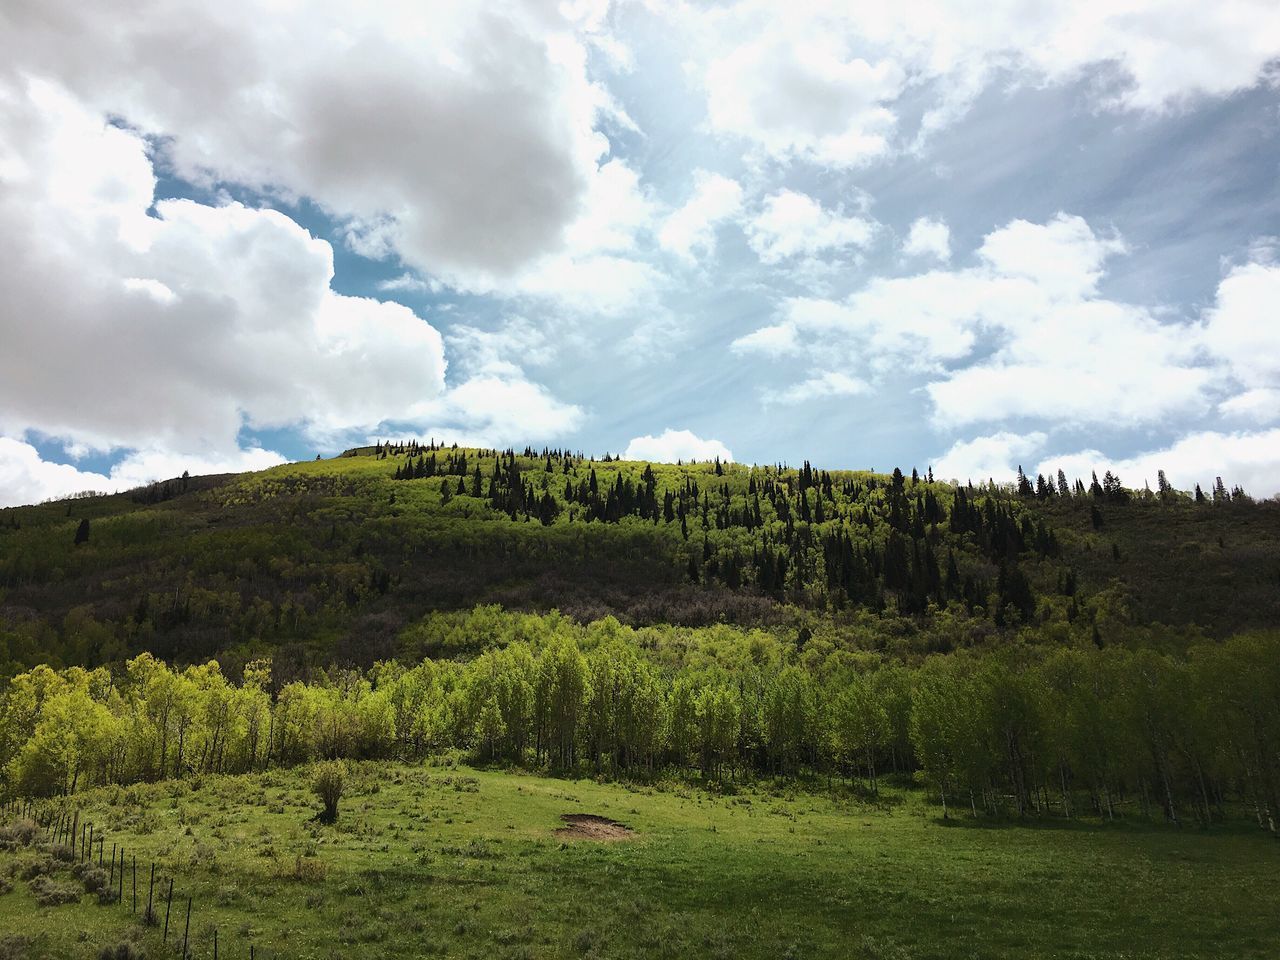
[
  {"x1": 3, "y1": 444, "x2": 1274, "y2": 681},
  {"x1": 310, "y1": 760, "x2": 346, "y2": 822},
  {"x1": 3, "y1": 620, "x2": 1278, "y2": 835}
]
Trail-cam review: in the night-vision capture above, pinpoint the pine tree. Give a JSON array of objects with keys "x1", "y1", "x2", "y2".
[{"x1": 74, "y1": 518, "x2": 90, "y2": 545}]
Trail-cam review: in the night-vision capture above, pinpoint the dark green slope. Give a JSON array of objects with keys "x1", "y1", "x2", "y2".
[{"x1": 0, "y1": 444, "x2": 1276, "y2": 676}]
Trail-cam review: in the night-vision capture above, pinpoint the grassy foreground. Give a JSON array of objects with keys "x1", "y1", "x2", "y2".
[{"x1": 2, "y1": 764, "x2": 1277, "y2": 960}]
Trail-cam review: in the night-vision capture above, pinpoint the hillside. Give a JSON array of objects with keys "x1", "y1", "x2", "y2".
[
  {"x1": 1, "y1": 445, "x2": 1278, "y2": 678},
  {"x1": 3, "y1": 447, "x2": 1280, "y2": 959}
]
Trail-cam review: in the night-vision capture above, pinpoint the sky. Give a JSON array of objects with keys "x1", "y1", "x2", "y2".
[{"x1": 1, "y1": 0, "x2": 1279, "y2": 506}]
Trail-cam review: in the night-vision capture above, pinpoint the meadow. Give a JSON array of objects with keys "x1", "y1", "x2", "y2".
[{"x1": 3, "y1": 762, "x2": 1278, "y2": 960}]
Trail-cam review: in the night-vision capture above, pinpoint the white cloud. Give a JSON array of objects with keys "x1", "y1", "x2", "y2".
[
  {"x1": 0, "y1": 80, "x2": 450, "y2": 455},
  {"x1": 447, "y1": 318, "x2": 558, "y2": 376},
  {"x1": 0, "y1": 439, "x2": 113, "y2": 507},
  {"x1": 702, "y1": 22, "x2": 904, "y2": 166},
  {"x1": 933, "y1": 431, "x2": 1047, "y2": 485},
  {"x1": 412, "y1": 375, "x2": 585, "y2": 451},
  {"x1": 977, "y1": 214, "x2": 1125, "y2": 299},
  {"x1": 512, "y1": 252, "x2": 663, "y2": 317},
  {"x1": 764, "y1": 371, "x2": 870, "y2": 406},
  {"x1": 1219, "y1": 388, "x2": 1280, "y2": 424},
  {"x1": 377, "y1": 273, "x2": 440, "y2": 295},
  {"x1": 659, "y1": 171, "x2": 744, "y2": 264},
  {"x1": 1040, "y1": 430, "x2": 1280, "y2": 499},
  {"x1": 0, "y1": 0, "x2": 625, "y2": 283},
  {"x1": 902, "y1": 217, "x2": 950, "y2": 261},
  {"x1": 672, "y1": 0, "x2": 1280, "y2": 165},
  {"x1": 730, "y1": 322, "x2": 802, "y2": 356},
  {"x1": 736, "y1": 214, "x2": 1212, "y2": 429},
  {"x1": 480, "y1": 158, "x2": 662, "y2": 316},
  {"x1": 1201, "y1": 258, "x2": 1280, "y2": 389},
  {"x1": 0, "y1": 437, "x2": 285, "y2": 508},
  {"x1": 0, "y1": 78, "x2": 588, "y2": 504},
  {"x1": 746, "y1": 190, "x2": 878, "y2": 264},
  {"x1": 623, "y1": 429, "x2": 733, "y2": 463}
]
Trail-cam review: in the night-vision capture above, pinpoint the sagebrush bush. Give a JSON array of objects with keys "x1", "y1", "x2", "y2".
[
  {"x1": 281, "y1": 854, "x2": 328, "y2": 883},
  {"x1": 19, "y1": 858, "x2": 57, "y2": 881},
  {"x1": 78, "y1": 866, "x2": 109, "y2": 893},
  {"x1": 29, "y1": 875, "x2": 80, "y2": 906},
  {"x1": 97, "y1": 943, "x2": 144, "y2": 960},
  {"x1": 47, "y1": 843, "x2": 75, "y2": 863},
  {"x1": 0, "y1": 820, "x2": 38, "y2": 847}
]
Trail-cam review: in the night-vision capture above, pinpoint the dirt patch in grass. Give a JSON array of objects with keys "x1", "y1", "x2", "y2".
[{"x1": 555, "y1": 814, "x2": 634, "y2": 842}]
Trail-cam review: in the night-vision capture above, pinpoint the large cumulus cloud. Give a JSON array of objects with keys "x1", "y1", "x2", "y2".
[
  {"x1": 0, "y1": 81, "x2": 448, "y2": 457},
  {"x1": 0, "y1": 0, "x2": 623, "y2": 284}
]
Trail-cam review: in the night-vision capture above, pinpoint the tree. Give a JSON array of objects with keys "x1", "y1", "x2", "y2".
[
  {"x1": 910, "y1": 659, "x2": 970, "y2": 818},
  {"x1": 832, "y1": 673, "x2": 888, "y2": 791},
  {"x1": 473, "y1": 697, "x2": 506, "y2": 760},
  {"x1": 312, "y1": 760, "x2": 346, "y2": 823},
  {"x1": 74, "y1": 519, "x2": 90, "y2": 546}
]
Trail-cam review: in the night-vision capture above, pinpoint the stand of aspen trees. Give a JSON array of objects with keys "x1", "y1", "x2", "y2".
[{"x1": 2, "y1": 627, "x2": 1277, "y2": 832}]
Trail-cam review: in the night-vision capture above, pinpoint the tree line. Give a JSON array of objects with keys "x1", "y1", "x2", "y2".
[{"x1": 3, "y1": 626, "x2": 1276, "y2": 834}]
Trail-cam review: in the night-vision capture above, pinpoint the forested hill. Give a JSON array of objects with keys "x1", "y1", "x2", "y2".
[{"x1": 0, "y1": 443, "x2": 1277, "y2": 678}]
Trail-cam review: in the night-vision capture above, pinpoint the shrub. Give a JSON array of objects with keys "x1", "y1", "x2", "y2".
[
  {"x1": 0, "y1": 820, "x2": 38, "y2": 847},
  {"x1": 0, "y1": 877, "x2": 11, "y2": 895},
  {"x1": 19, "y1": 858, "x2": 57, "y2": 881},
  {"x1": 47, "y1": 843, "x2": 75, "y2": 863},
  {"x1": 29, "y1": 875, "x2": 81, "y2": 906},
  {"x1": 98, "y1": 943, "x2": 144, "y2": 960},
  {"x1": 77, "y1": 865, "x2": 108, "y2": 896},
  {"x1": 311, "y1": 761, "x2": 346, "y2": 823},
  {"x1": 280, "y1": 855, "x2": 327, "y2": 883},
  {"x1": 0, "y1": 934, "x2": 36, "y2": 960}
]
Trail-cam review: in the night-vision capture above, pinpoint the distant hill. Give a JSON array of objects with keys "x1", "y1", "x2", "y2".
[{"x1": 1, "y1": 443, "x2": 1277, "y2": 678}]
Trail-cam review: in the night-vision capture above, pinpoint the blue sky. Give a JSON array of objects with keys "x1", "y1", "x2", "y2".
[{"x1": 2, "y1": 1, "x2": 1279, "y2": 505}]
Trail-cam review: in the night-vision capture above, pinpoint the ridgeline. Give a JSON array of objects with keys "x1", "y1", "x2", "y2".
[{"x1": 1, "y1": 443, "x2": 1277, "y2": 677}]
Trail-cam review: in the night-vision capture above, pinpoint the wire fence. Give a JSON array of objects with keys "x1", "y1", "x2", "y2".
[{"x1": 2, "y1": 797, "x2": 269, "y2": 959}]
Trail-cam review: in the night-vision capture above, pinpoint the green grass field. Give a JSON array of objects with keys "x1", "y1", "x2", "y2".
[{"x1": 3, "y1": 764, "x2": 1277, "y2": 960}]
